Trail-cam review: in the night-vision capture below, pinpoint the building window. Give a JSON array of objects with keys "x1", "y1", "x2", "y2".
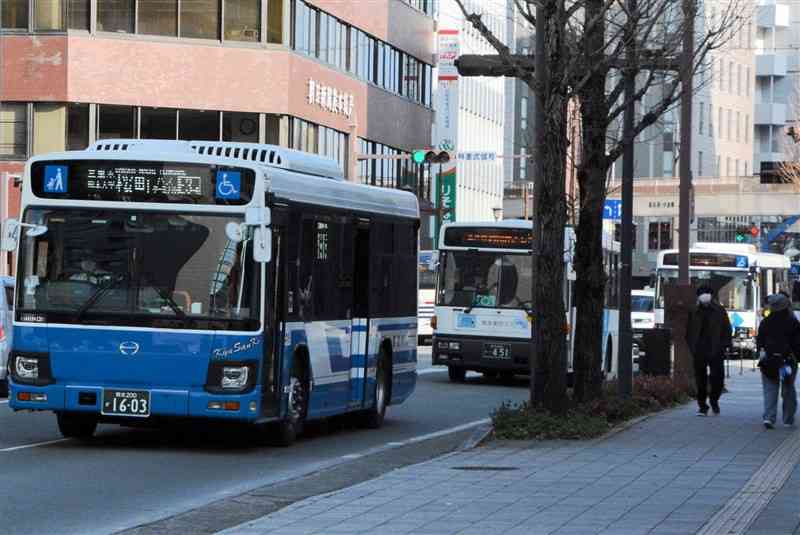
[
  {"x1": 519, "y1": 148, "x2": 527, "y2": 180},
  {"x1": 727, "y1": 109, "x2": 732, "y2": 141},
  {"x1": 709, "y1": 105, "x2": 714, "y2": 138},
  {"x1": 267, "y1": 0, "x2": 283, "y2": 43},
  {"x1": 33, "y1": 103, "x2": 66, "y2": 155},
  {"x1": 2, "y1": 0, "x2": 28, "y2": 29},
  {"x1": 140, "y1": 107, "x2": 177, "y2": 139},
  {"x1": 98, "y1": 0, "x2": 135, "y2": 33},
  {"x1": 729, "y1": 61, "x2": 734, "y2": 92},
  {"x1": 735, "y1": 159, "x2": 739, "y2": 176},
  {"x1": 97, "y1": 105, "x2": 136, "y2": 139},
  {"x1": 737, "y1": 64, "x2": 742, "y2": 95},
  {"x1": 726, "y1": 157, "x2": 731, "y2": 176},
  {"x1": 35, "y1": 0, "x2": 65, "y2": 30},
  {"x1": 222, "y1": 112, "x2": 259, "y2": 142},
  {"x1": 68, "y1": 0, "x2": 89, "y2": 29},
  {"x1": 648, "y1": 222, "x2": 672, "y2": 251},
  {"x1": 736, "y1": 111, "x2": 740, "y2": 142},
  {"x1": 67, "y1": 103, "x2": 90, "y2": 150},
  {"x1": 698, "y1": 150, "x2": 703, "y2": 176},
  {"x1": 291, "y1": 117, "x2": 348, "y2": 174},
  {"x1": 698, "y1": 102, "x2": 704, "y2": 135},
  {"x1": 746, "y1": 67, "x2": 750, "y2": 96},
  {"x1": 224, "y1": 0, "x2": 260, "y2": 42},
  {"x1": 138, "y1": 0, "x2": 178, "y2": 36},
  {"x1": 745, "y1": 115, "x2": 749, "y2": 143},
  {"x1": 719, "y1": 60, "x2": 724, "y2": 91},
  {"x1": 0, "y1": 103, "x2": 27, "y2": 159},
  {"x1": 178, "y1": 109, "x2": 219, "y2": 140},
  {"x1": 180, "y1": 0, "x2": 219, "y2": 39},
  {"x1": 718, "y1": 107, "x2": 723, "y2": 138}
]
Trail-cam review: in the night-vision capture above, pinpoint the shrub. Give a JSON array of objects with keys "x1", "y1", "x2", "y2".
[{"x1": 492, "y1": 374, "x2": 690, "y2": 441}]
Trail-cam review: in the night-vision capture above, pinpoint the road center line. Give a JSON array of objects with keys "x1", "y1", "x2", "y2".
[{"x1": 0, "y1": 438, "x2": 70, "y2": 453}]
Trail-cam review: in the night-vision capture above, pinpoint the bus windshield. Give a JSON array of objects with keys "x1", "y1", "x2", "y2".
[
  {"x1": 656, "y1": 269, "x2": 753, "y2": 312},
  {"x1": 437, "y1": 250, "x2": 532, "y2": 309},
  {"x1": 16, "y1": 208, "x2": 261, "y2": 330},
  {"x1": 631, "y1": 294, "x2": 654, "y2": 312}
]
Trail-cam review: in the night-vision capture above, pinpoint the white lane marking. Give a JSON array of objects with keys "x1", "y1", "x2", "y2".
[
  {"x1": 0, "y1": 399, "x2": 8, "y2": 404},
  {"x1": 417, "y1": 367, "x2": 447, "y2": 375},
  {"x1": 336, "y1": 418, "x2": 490, "y2": 462},
  {"x1": 0, "y1": 438, "x2": 70, "y2": 453}
]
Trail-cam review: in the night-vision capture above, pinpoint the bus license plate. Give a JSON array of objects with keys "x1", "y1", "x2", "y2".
[
  {"x1": 101, "y1": 389, "x2": 150, "y2": 417},
  {"x1": 483, "y1": 343, "x2": 511, "y2": 359}
]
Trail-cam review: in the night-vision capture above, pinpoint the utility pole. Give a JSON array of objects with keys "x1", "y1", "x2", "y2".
[
  {"x1": 530, "y1": 4, "x2": 545, "y2": 405},
  {"x1": 618, "y1": 0, "x2": 637, "y2": 398}
]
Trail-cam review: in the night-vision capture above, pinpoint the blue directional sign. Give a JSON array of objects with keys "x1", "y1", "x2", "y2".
[
  {"x1": 603, "y1": 199, "x2": 622, "y2": 220},
  {"x1": 44, "y1": 165, "x2": 68, "y2": 193},
  {"x1": 735, "y1": 256, "x2": 748, "y2": 268}
]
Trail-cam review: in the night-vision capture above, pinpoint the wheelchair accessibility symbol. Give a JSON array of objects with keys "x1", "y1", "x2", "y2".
[{"x1": 216, "y1": 171, "x2": 241, "y2": 201}]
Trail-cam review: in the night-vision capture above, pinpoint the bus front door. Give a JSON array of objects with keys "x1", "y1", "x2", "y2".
[{"x1": 349, "y1": 220, "x2": 370, "y2": 408}]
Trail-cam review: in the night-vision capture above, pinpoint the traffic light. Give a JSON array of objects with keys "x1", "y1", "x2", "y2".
[
  {"x1": 412, "y1": 150, "x2": 451, "y2": 164},
  {"x1": 750, "y1": 225, "x2": 760, "y2": 238},
  {"x1": 735, "y1": 228, "x2": 747, "y2": 242}
]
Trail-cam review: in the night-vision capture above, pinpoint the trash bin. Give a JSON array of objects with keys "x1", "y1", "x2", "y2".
[{"x1": 640, "y1": 328, "x2": 672, "y2": 376}]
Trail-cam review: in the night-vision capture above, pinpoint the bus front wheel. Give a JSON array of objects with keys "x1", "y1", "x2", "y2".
[
  {"x1": 448, "y1": 366, "x2": 466, "y2": 382},
  {"x1": 271, "y1": 361, "x2": 309, "y2": 447},
  {"x1": 56, "y1": 412, "x2": 97, "y2": 440}
]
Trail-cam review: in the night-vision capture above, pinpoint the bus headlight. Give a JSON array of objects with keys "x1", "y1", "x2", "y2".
[
  {"x1": 15, "y1": 356, "x2": 39, "y2": 380},
  {"x1": 221, "y1": 366, "x2": 249, "y2": 389}
]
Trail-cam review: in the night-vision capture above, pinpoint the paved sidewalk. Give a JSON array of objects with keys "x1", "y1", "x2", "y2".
[{"x1": 220, "y1": 370, "x2": 798, "y2": 535}]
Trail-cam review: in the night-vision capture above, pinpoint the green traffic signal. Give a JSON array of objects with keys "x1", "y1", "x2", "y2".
[{"x1": 412, "y1": 150, "x2": 426, "y2": 164}]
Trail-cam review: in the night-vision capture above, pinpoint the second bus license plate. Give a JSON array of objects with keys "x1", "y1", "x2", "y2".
[
  {"x1": 483, "y1": 343, "x2": 511, "y2": 360},
  {"x1": 102, "y1": 389, "x2": 151, "y2": 417}
]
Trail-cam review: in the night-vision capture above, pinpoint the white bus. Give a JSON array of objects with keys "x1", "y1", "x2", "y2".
[
  {"x1": 417, "y1": 250, "x2": 437, "y2": 345},
  {"x1": 431, "y1": 220, "x2": 621, "y2": 382},
  {"x1": 2, "y1": 140, "x2": 419, "y2": 445},
  {"x1": 655, "y1": 243, "x2": 790, "y2": 358}
]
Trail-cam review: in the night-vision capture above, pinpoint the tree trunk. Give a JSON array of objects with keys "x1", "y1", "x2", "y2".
[
  {"x1": 573, "y1": 0, "x2": 611, "y2": 403},
  {"x1": 530, "y1": 0, "x2": 570, "y2": 414}
]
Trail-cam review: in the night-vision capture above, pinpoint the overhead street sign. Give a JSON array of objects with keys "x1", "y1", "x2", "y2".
[{"x1": 603, "y1": 199, "x2": 622, "y2": 220}]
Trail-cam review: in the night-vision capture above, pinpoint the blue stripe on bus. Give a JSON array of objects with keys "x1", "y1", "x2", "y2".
[{"x1": 376, "y1": 323, "x2": 417, "y2": 332}]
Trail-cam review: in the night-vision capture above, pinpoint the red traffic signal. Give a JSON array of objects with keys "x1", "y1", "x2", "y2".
[{"x1": 750, "y1": 226, "x2": 760, "y2": 237}]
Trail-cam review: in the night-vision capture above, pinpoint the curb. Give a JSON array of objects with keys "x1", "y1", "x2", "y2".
[{"x1": 460, "y1": 423, "x2": 494, "y2": 450}]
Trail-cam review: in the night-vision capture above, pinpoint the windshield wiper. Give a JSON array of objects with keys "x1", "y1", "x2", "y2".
[
  {"x1": 149, "y1": 284, "x2": 187, "y2": 320},
  {"x1": 75, "y1": 275, "x2": 128, "y2": 321}
]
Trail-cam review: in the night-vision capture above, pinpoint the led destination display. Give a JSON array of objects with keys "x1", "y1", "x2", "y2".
[{"x1": 32, "y1": 160, "x2": 255, "y2": 205}]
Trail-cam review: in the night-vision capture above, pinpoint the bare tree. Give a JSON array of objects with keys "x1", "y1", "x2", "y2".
[{"x1": 453, "y1": 0, "x2": 745, "y2": 406}]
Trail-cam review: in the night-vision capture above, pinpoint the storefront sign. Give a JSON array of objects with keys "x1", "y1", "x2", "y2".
[
  {"x1": 434, "y1": 29, "x2": 460, "y2": 244},
  {"x1": 307, "y1": 79, "x2": 354, "y2": 118}
]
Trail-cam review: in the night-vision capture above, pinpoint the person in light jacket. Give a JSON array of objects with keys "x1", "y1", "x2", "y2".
[{"x1": 756, "y1": 292, "x2": 800, "y2": 429}]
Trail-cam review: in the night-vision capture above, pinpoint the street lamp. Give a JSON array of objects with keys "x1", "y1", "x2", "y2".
[{"x1": 492, "y1": 207, "x2": 503, "y2": 221}]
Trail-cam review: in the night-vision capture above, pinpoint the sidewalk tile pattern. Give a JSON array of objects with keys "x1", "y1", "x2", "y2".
[{"x1": 220, "y1": 371, "x2": 796, "y2": 535}]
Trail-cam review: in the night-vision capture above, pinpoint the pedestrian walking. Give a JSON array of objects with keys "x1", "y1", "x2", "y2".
[
  {"x1": 756, "y1": 292, "x2": 799, "y2": 429},
  {"x1": 686, "y1": 285, "x2": 732, "y2": 416}
]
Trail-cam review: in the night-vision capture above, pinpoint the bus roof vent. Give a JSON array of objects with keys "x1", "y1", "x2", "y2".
[
  {"x1": 89, "y1": 139, "x2": 197, "y2": 154},
  {"x1": 189, "y1": 142, "x2": 344, "y2": 180}
]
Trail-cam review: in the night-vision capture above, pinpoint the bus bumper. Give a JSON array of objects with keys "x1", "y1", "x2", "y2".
[
  {"x1": 7, "y1": 381, "x2": 264, "y2": 421},
  {"x1": 432, "y1": 335, "x2": 530, "y2": 373}
]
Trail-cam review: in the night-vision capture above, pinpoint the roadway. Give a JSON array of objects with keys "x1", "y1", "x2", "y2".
[{"x1": 0, "y1": 349, "x2": 528, "y2": 535}]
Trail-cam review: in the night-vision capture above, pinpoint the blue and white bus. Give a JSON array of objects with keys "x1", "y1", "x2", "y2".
[
  {"x1": 432, "y1": 220, "x2": 621, "y2": 382},
  {"x1": 417, "y1": 250, "x2": 437, "y2": 345},
  {"x1": 2, "y1": 140, "x2": 419, "y2": 445}
]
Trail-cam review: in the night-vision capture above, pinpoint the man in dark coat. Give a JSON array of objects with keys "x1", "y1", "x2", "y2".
[
  {"x1": 686, "y1": 285, "x2": 732, "y2": 416},
  {"x1": 756, "y1": 292, "x2": 800, "y2": 428}
]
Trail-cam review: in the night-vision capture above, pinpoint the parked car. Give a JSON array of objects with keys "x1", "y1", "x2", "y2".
[
  {"x1": 631, "y1": 288, "x2": 655, "y2": 330},
  {"x1": 0, "y1": 276, "x2": 14, "y2": 397}
]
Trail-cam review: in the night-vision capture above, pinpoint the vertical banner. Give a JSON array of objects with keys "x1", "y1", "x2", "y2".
[{"x1": 434, "y1": 29, "x2": 460, "y2": 245}]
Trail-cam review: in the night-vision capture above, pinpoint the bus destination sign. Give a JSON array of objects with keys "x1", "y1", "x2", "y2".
[
  {"x1": 444, "y1": 227, "x2": 531, "y2": 250},
  {"x1": 662, "y1": 252, "x2": 749, "y2": 269},
  {"x1": 31, "y1": 160, "x2": 255, "y2": 205}
]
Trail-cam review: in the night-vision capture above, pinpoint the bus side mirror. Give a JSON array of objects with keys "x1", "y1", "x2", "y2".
[
  {"x1": 253, "y1": 227, "x2": 272, "y2": 263},
  {"x1": 1, "y1": 219, "x2": 20, "y2": 252}
]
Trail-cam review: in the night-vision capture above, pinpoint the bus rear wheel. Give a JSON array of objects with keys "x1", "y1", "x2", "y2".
[
  {"x1": 362, "y1": 350, "x2": 390, "y2": 429},
  {"x1": 448, "y1": 366, "x2": 466, "y2": 383},
  {"x1": 56, "y1": 412, "x2": 98, "y2": 439}
]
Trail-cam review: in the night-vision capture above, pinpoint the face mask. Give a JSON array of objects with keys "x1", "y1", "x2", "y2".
[{"x1": 698, "y1": 293, "x2": 712, "y2": 305}]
